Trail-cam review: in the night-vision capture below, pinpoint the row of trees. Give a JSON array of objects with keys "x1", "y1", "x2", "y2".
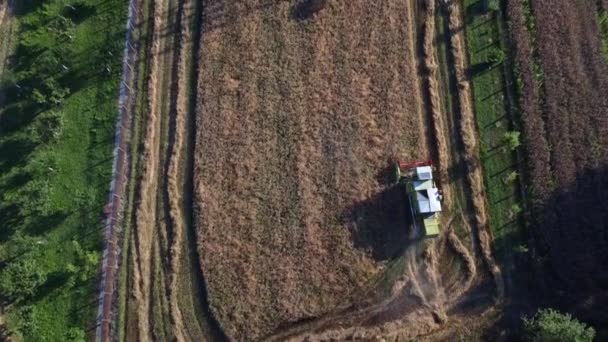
[{"x1": 523, "y1": 309, "x2": 595, "y2": 341}]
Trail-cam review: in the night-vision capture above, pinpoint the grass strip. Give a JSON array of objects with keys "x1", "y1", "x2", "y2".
[{"x1": 462, "y1": 0, "x2": 523, "y2": 267}]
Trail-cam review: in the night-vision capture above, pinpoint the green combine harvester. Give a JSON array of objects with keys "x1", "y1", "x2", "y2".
[{"x1": 395, "y1": 160, "x2": 443, "y2": 237}]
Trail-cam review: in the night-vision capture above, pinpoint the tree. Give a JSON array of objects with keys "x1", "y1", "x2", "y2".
[
  {"x1": 0, "y1": 256, "x2": 48, "y2": 301},
  {"x1": 504, "y1": 130, "x2": 521, "y2": 150},
  {"x1": 488, "y1": 47, "x2": 506, "y2": 65},
  {"x1": 482, "y1": 0, "x2": 500, "y2": 14},
  {"x1": 68, "y1": 240, "x2": 100, "y2": 284},
  {"x1": 65, "y1": 327, "x2": 86, "y2": 342},
  {"x1": 503, "y1": 170, "x2": 519, "y2": 184},
  {"x1": 522, "y1": 308, "x2": 595, "y2": 342},
  {"x1": 509, "y1": 203, "x2": 523, "y2": 219},
  {"x1": 488, "y1": 0, "x2": 500, "y2": 12}
]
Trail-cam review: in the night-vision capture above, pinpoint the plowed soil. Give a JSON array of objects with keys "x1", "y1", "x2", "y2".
[{"x1": 193, "y1": 0, "x2": 428, "y2": 339}]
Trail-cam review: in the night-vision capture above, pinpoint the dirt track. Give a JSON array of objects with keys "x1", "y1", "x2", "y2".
[{"x1": 165, "y1": 0, "x2": 195, "y2": 339}]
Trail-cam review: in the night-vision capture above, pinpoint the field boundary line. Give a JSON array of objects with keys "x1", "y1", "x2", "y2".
[{"x1": 95, "y1": 0, "x2": 139, "y2": 340}]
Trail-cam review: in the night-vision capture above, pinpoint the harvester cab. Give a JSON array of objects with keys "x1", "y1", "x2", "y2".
[{"x1": 395, "y1": 161, "x2": 443, "y2": 237}]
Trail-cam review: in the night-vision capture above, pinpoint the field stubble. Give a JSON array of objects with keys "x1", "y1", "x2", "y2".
[
  {"x1": 194, "y1": 0, "x2": 429, "y2": 339},
  {"x1": 194, "y1": 0, "x2": 503, "y2": 340}
]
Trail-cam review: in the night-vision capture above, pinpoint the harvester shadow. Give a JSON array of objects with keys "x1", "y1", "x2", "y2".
[{"x1": 343, "y1": 185, "x2": 414, "y2": 261}]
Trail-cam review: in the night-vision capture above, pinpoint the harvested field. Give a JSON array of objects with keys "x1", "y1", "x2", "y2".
[
  {"x1": 507, "y1": 0, "x2": 608, "y2": 320},
  {"x1": 193, "y1": 0, "x2": 428, "y2": 339},
  {"x1": 193, "y1": 0, "x2": 502, "y2": 340}
]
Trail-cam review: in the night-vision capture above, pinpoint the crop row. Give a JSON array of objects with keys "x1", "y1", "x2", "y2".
[{"x1": 507, "y1": 0, "x2": 608, "y2": 293}]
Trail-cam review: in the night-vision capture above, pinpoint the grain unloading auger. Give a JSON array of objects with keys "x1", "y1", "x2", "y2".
[{"x1": 395, "y1": 160, "x2": 443, "y2": 237}]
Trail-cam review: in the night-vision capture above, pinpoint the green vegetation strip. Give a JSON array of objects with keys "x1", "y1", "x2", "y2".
[
  {"x1": 0, "y1": 0, "x2": 126, "y2": 340},
  {"x1": 462, "y1": 0, "x2": 523, "y2": 266}
]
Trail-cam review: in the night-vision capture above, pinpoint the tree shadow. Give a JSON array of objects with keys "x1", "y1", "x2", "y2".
[
  {"x1": 0, "y1": 204, "x2": 22, "y2": 243},
  {"x1": 30, "y1": 271, "x2": 69, "y2": 303},
  {"x1": 0, "y1": 136, "x2": 37, "y2": 172},
  {"x1": 24, "y1": 211, "x2": 68, "y2": 236},
  {"x1": 519, "y1": 166, "x2": 608, "y2": 332},
  {"x1": 62, "y1": 2, "x2": 97, "y2": 24},
  {"x1": 290, "y1": 0, "x2": 327, "y2": 21},
  {"x1": 464, "y1": 0, "x2": 495, "y2": 25},
  {"x1": 12, "y1": 0, "x2": 44, "y2": 18},
  {"x1": 467, "y1": 61, "x2": 493, "y2": 79},
  {"x1": 343, "y1": 185, "x2": 413, "y2": 261}
]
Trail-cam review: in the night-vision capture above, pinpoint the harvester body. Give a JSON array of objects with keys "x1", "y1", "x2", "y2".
[{"x1": 395, "y1": 161, "x2": 442, "y2": 237}]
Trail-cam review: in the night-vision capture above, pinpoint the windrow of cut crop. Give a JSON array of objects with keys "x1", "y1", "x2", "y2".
[
  {"x1": 445, "y1": 217, "x2": 476, "y2": 299},
  {"x1": 164, "y1": 0, "x2": 193, "y2": 339},
  {"x1": 526, "y1": 0, "x2": 608, "y2": 290},
  {"x1": 445, "y1": 0, "x2": 504, "y2": 300},
  {"x1": 130, "y1": 0, "x2": 164, "y2": 339},
  {"x1": 421, "y1": 0, "x2": 452, "y2": 208},
  {"x1": 166, "y1": 0, "x2": 203, "y2": 341}
]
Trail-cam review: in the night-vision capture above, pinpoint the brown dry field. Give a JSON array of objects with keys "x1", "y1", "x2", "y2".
[{"x1": 193, "y1": 0, "x2": 431, "y2": 339}]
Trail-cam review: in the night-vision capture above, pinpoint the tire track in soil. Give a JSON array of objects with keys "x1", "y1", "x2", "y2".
[{"x1": 125, "y1": 0, "x2": 221, "y2": 339}]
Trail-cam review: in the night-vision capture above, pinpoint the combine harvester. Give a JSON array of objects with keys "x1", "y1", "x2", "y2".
[{"x1": 395, "y1": 160, "x2": 443, "y2": 237}]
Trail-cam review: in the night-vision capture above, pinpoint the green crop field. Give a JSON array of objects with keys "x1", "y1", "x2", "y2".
[
  {"x1": 0, "y1": 0, "x2": 126, "y2": 340},
  {"x1": 463, "y1": 0, "x2": 523, "y2": 267}
]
